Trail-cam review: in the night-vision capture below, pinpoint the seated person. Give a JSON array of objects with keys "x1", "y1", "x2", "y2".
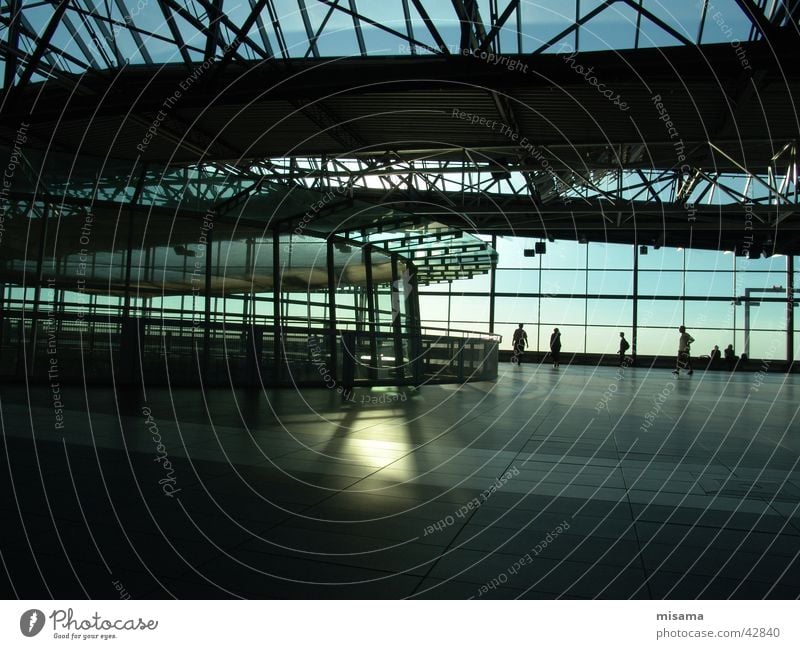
[{"x1": 724, "y1": 344, "x2": 736, "y2": 371}]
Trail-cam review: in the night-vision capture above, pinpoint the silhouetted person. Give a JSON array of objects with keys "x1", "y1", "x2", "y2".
[
  {"x1": 511, "y1": 323, "x2": 528, "y2": 365},
  {"x1": 672, "y1": 325, "x2": 694, "y2": 376},
  {"x1": 550, "y1": 327, "x2": 562, "y2": 369},
  {"x1": 708, "y1": 345, "x2": 722, "y2": 367},
  {"x1": 724, "y1": 344, "x2": 736, "y2": 371},
  {"x1": 618, "y1": 331, "x2": 630, "y2": 366}
]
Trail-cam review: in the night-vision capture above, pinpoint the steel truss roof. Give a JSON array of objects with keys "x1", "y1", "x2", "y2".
[{"x1": 1, "y1": 0, "x2": 800, "y2": 263}]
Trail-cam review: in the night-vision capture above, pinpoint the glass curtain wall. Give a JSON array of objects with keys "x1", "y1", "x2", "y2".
[{"x1": 419, "y1": 239, "x2": 799, "y2": 364}]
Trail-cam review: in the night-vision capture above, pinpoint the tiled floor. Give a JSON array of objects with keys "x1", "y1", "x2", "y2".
[{"x1": 1, "y1": 362, "x2": 799, "y2": 599}]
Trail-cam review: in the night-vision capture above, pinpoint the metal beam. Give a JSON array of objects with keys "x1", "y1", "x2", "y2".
[
  {"x1": 3, "y1": 0, "x2": 21, "y2": 91},
  {"x1": 204, "y1": 0, "x2": 224, "y2": 61},
  {"x1": 314, "y1": 0, "x2": 442, "y2": 54},
  {"x1": 410, "y1": 0, "x2": 451, "y2": 53},
  {"x1": 112, "y1": 0, "x2": 154, "y2": 64},
  {"x1": 83, "y1": 0, "x2": 125, "y2": 67},
  {"x1": 475, "y1": 0, "x2": 519, "y2": 53},
  {"x1": 731, "y1": 0, "x2": 777, "y2": 40},
  {"x1": 213, "y1": 0, "x2": 270, "y2": 76},
  {"x1": 156, "y1": 0, "x2": 194, "y2": 67},
  {"x1": 348, "y1": 0, "x2": 367, "y2": 56},
  {"x1": 297, "y1": 0, "x2": 320, "y2": 57},
  {"x1": 246, "y1": 0, "x2": 274, "y2": 58},
  {"x1": 533, "y1": 0, "x2": 616, "y2": 55},
  {"x1": 15, "y1": 0, "x2": 70, "y2": 91},
  {"x1": 61, "y1": 12, "x2": 102, "y2": 69},
  {"x1": 620, "y1": 0, "x2": 695, "y2": 47}
]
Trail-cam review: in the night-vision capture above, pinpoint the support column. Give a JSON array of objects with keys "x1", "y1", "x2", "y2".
[
  {"x1": 406, "y1": 262, "x2": 423, "y2": 386},
  {"x1": 632, "y1": 242, "x2": 639, "y2": 361},
  {"x1": 363, "y1": 246, "x2": 378, "y2": 380},
  {"x1": 489, "y1": 234, "x2": 497, "y2": 333},
  {"x1": 788, "y1": 255, "x2": 794, "y2": 367},
  {"x1": 390, "y1": 254, "x2": 405, "y2": 381},
  {"x1": 28, "y1": 204, "x2": 49, "y2": 374},
  {"x1": 203, "y1": 222, "x2": 213, "y2": 381},
  {"x1": 272, "y1": 231, "x2": 282, "y2": 382},
  {"x1": 122, "y1": 165, "x2": 148, "y2": 318},
  {"x1": 326, "y1": 239, "x2": 338, "y2": 380}
]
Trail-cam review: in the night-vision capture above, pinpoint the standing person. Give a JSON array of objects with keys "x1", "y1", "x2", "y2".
[
  {"x1": 618, "y1": 331, "x2": 630, "y2": 366},
  {"x1": 550, "y1": 327, "x2": 562, "y2": 369},
  {"x1": 511, "y1": 323, "x2": 528, "y2": 365},
  {"x1": 672, "y1": 325, "x2": 695, "y2": 376},
  {"x1": 724, "y1": 344, "x2": 736, "y2": 371}
]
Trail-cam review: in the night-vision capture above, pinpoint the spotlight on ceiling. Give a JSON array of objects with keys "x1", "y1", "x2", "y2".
[
  {"x1": 523, "y1": 249, "x2": 535, "y2": 257},
  {"x1": 535, "y1": 242, "x2": 546, "y2": 254},
  {"x1": 639, "y1": 245, "x2": 648, "y2": 255}
]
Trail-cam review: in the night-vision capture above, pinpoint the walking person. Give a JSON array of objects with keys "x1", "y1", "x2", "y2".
[
  {"x1": 550, "y1": 327, "x2": 562, "y2": 369},
  {"x1": 511, "y1": 323, "x2": 528, "y2": 365},
  {"x1": 672, "y1": 325, "x2": 695, "y2": 376},
  {"x1": 618, "y1": 331, "x2": 630, "y2": 366}
]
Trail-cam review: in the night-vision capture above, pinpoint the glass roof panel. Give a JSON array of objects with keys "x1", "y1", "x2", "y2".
[
  {"x1": 578, "y1": 2, "x2": 639, "y2": 52},
  {"x1": 519, "y1": 0, "x2": 576, "y2": 53},
  {"x1": 0, "y1": 0, "x2": 774, "y2": 87}
]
